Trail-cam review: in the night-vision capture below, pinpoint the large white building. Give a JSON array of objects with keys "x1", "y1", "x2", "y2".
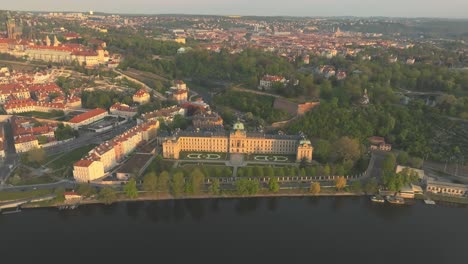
[{"x1": 73, "y1": 120, "x2": 159, "y2": 182}]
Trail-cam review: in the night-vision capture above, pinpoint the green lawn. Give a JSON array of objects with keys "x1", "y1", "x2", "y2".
[
  {"x1": 178, "y1": 164, "x2": 233, "y2": 177},
  {"x1": 47, "y1": 144, "x2": 96, "y2": 170},
  {"x1": 245, "y1": 153, "x2": 296, "y2": 163},
  {"x1": 17, "y1": 111, "x2": 64, "y2": 119},
  {"x1": 179, "y1": 152, "x2": 228, "y2": 160},
  {"x1": 0, "y1": 189, "x2": 52, "y2": 202},
  {"x1": 8, "y1": 175, "x2": 56, "y2": 186}
]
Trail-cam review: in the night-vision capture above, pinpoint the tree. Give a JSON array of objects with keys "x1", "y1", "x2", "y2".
[
  {"x1": 350, "y1": 181, "x2": 362, "y2": 193},
  {"x1": 99, "y1": 187, "x2": 117, "y2": 205},
  {"x1": 124, "y1": 178, "x2": 138, "y2": 198},
  {"x1": 334, "y1": 137, "x2": 361, "y2": 162},
  {"x1": 309, "y1": 182, "x2": 321, "y2": 194},
  {"x1": 315, "y1": 139, "x2": 332, "y2": 162},
  {"x1": 236, "y1": 178, "x2": 260, "y2": 195},
  {"x1": 158, "y1": 171, "x2": 170, "y2": 193},
  {"x1": 268, "y1": 177, "x2": 280, "y2": 193},
  {"x1": 77, "y1": 183, "x2": 96, "y2": 197},
  {"x1": 409, "y1": 157, "x2": 423, "y2": 169},
  {"x1": 254, "y1": 166, "x2": 264, "y2": 177},
  {"x1": 210, "y1": 178, "x2": 220, "y2": 195},
  {"x1": 382, "y1": 172, "x2": 404, "y2": 192},
  {"x1": 383, "y1": 153, "x2": 397, "y2": 173},
  {"x1": 264, "y1": 167, "x2": 274, "y2": 177},
  {"x1": 322, "y1": 164, "x2": 331, "y2": 176},
  {"x1": 364, "y1": 178, "x2": 379, "y2": 194},
  {"x1": 397, "y1": 152, "x2": 409, "y2": 165},
  {"x1": 143, "y1": 172, "x2": 158, "y2": 194},
  {"x1": 187, "y1": 168, "x2": 205, "y2": 194},
  {"x1": 334, "y1": 176, "x2": 347, "y2": 191},
  {"x1": 172, "y1": 172, "x2": 185, "y2": 197}
]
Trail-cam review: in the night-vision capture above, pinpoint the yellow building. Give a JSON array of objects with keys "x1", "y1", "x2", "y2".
[
  {"x1": 14, "y1": 135, "x2": 39, "y2": 153},
  {"x1": 163, "y1": 121, "x2": 313, "y2": 162},
  {"x1": 133, "y1": 89, "x2": 150, "y2": 104},
  {"x1": 73, "y1": 160, "x2": 105, "y2": 182},
  {"x1": 175, "y1": 38, "x2": 186, "y2": 44}
]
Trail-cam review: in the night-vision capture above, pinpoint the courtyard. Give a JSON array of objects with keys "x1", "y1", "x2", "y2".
[
  {"x1": 180, "y1": 152, "x2": 228, "y2": 160},
  {"x1": 246, "y1": 154, "x2": 296, "y2": 163}
]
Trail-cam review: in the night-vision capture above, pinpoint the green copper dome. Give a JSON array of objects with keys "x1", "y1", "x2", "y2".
[{"x1": 233, "y1": 121, "x2": 245, "y2": 131}]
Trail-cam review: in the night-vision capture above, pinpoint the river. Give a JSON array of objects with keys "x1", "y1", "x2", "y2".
[{"x1": 1, "y1": 196, "x2": 467, "y2": 263}]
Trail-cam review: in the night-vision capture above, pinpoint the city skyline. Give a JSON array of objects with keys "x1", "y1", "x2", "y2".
[{"x1": 2, "y1": 0, "x2": 468, "y2": 19}]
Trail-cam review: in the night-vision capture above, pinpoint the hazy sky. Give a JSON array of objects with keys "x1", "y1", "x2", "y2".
[{"x1": 3, "y1": 0, "x2": 468, "y2": 18}]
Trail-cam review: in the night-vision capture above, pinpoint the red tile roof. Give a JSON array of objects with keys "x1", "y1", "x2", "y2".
[
  {"x1": 74, "y1": 159, "x2": 94, "y2": 167},
  {"x1": 133, "y1": 89, "x2": 149, "y2": 98},
  {"x1": 14, "y1": 135, "x2": 37, "y2": 144},
  {"x1": 69, "y1": 108, "x2": 107, "y2": 123}
]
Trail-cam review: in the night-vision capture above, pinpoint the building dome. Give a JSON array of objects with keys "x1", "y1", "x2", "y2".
[{"x1": 233, "y1": 121, "x2": 245, "y2": 131}]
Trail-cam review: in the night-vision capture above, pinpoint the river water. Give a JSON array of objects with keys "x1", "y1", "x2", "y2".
[{"x1": 1, "y1": 196, "x2": 467, "y2": 263}]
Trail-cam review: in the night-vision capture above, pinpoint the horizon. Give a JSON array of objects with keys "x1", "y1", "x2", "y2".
[
  {"x1": 7, "y1": 10, "x2": 468, "y2": 20},
  {"x1": 1, "y1": 0, "x2": 468, "y2": 19}
]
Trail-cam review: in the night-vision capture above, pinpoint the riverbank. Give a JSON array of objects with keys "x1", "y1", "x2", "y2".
[{"x1": 22, "y1": 190, "x2": 362, "y2": 209}]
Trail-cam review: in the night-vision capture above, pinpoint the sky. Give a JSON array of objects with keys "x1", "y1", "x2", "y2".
[{"x1": 3, "y1": 0, "x2": 468, "y2": 18}]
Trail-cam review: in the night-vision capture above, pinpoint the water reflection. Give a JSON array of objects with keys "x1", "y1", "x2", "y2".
[
  {"x1": 267, "y1": 197, "x2": 278, "y2": 212},
  {"x1": 99, "y1": 203, "x2": 118, "y2": 215},
  {"x1": 209, "y1": 199, "x2": 220, "y2": 213},
  {"x1": 126, "y1": 201, "x2": 143, "y2": 219},
  {"x1": 184, "y1": 199, "x2": 206, "y2": 221},
  {"x1": 235, "y1": 198, "x2": 260, "y2": 215},
  {"x1": 173, "y1": 200, "x2": 186, "y2": 222}
]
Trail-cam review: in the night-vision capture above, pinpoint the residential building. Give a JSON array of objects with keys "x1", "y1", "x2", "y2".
[
  {"x1": 73, "y1": 120, "x2": 159, "y2": 181},
  {"x1": 73, "y1": 160, "x2": 105, "y2": 182},
  {"x1": 192, "y1": 112, "x2": 224, "y2": 129},
  {"x1": 140, "y1": 106, "x2": 186, "y2": 123},
  {"x1": 258, "y1": 75, "x2": 287, "y2": 90},
  {"x1": 14, "y1": 135, "x2": 39, "y2": 153},
  {"x1": 133, "y1": 89, "x2": 150, "y2": 104},
  {"x1": 110, "y1": 103, "x2": 137, "y2": 118},
  {"x1": 368, "y1": 136, "x2": 392, "y2": 151}
]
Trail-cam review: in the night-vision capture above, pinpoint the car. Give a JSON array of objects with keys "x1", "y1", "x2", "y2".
[{"x1": 32, "y1": 187, "x2": 37, "y2": 190}]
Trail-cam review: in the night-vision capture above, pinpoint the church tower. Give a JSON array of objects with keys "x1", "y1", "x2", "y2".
[
  {"x1": 45, "y1": 35, "x2": 51, "y2": 46},
  {"x1": 6, "y1": 13, "x2": 16, "y2": 39},
  {"x1": 53, "y1": 35, "x2": 61, "y2": 46}
]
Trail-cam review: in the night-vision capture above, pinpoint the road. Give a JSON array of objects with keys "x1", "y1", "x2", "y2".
[
  {"x1": 113, "y1": 69, "x2": 167, "y2": 100},
  {"x1": 366, "y1": 151, "x2": 385, "y2": 179},
  {"x1": 43, "y1": 120, "x2": 137, "y2": 154},
  {"x1": 0, "y1": 122, "x2": 19, "y2": 185}
]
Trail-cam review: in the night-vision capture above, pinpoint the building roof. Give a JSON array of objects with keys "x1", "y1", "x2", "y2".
[
  {"x1": 233, "y1": 121, "x2": 245, "y2": 131},
  {"x1": 133, "y1": 89, "x2": 149, "y2": 98},
  {"x1": 69, "y1": 108, "x2": 107, "y2": 123},
  {"x1": 74, "y1": 159, "x2": 94, "y2": 167}
]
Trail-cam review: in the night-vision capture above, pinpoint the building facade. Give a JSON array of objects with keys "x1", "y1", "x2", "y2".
[
  {"x1": 73, "y1": 160, "x2": 105, "y2": 182},
  {"x1": 133, "y1": 89, "x2": 150, "y2": 104},
  {"x1": 73, "y1": 120, "x2": 159, "y2": 182},
  {"x1": 163, "y1": 121, "x2": 313, "y2": 162}
]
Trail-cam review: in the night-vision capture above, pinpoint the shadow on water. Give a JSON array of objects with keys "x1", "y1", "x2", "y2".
[
  {"x1": 183, "y1": 199, "x2": 206, "y2": 221},
  {"x1": 126, "y1": 201, "x2": 143, "y2": 219},
  {"x1": 173, "y1": 200, "x2": 186, "y2": 222},
  {"x1": 267, "y1": 197, "x2": 279, "y2": 212},
  {"x1": 99, "y1": 203, "x2": 118, "y2": 215},
  {"x1": 234, "y1": 197, "x2": 260, "y2": 215},
  {"x1": 306, "y1": 196, "x2": 320, "y2": 207},
  {"x1": 209, "y1": 199, "x2": 220, "y2": 213}
]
